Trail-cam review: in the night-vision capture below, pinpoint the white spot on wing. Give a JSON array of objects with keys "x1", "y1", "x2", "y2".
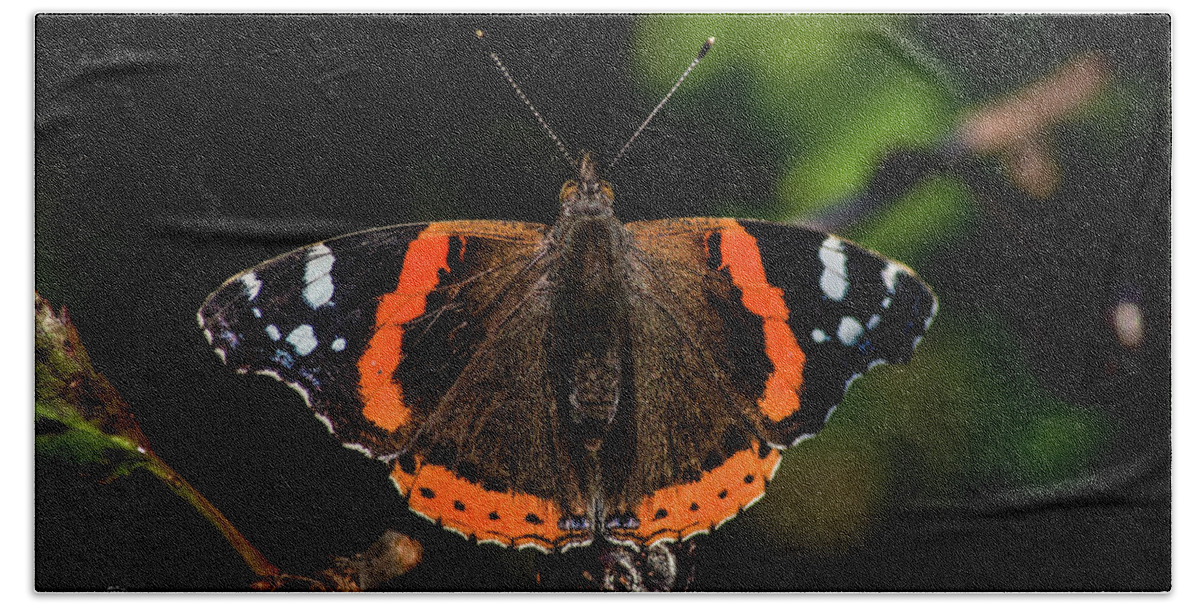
[
  {"x1": 867, "y1": 314, "x2": 881, "y2": 330},
  {"x1": 882, "y1": 262, "x2": 905, "y2": 293},
  {"x1": 252, "y1": 308, "x2": 262, "y2": 318},
  {"x1": 241, "y1": 272, "x2": 263, "y2": 301},
  {"x1": 562, "y1": 537, "x2": 595, "y2": 552},
  {"x1": 788, "y1": 431, "x2": 818, "y2": 447},
  {"x1": 341, "y1": 442, "x2": 375, "y2": 457},
  {"x1": 765, "y1": 453, "x2": 784, "y2": 480},
  {"x1": 741, "y1": 489, "x2": 768, "y2": 511},
  {"x1": 255, "y1": 370, "x2": 317, "y2": 414},
  {"x1": 303, "y1": 245, "x2": 335, "y2": 309},
  {"x1": 811, "y1": 328, "x2": 829, "y2": 343},
  {"x1": 284, "y1": 379, "x2": 313, "y2": 408},
  {"x1": 410, "y1": 508, "x2": 438, "y2": 525},
  {"x1": 445, "y1": 527, "x2": 472, "y2": 542},
  {"x1": 837, "y1": 316, "x2": 864, "y2": 345},
  {"x1": 304, "y1": 276, "x2": 335, "y2": 309},
  {"x1": 842, "y1": 372, "x2": 865, "y2": 394},
  {"x1": 305, "y1": 244, "x2": 334, "y2": 280},
  {"x1": 513, "y1": 539, "x2": 554, "y2": 554},
  {"x1": 331, "y1": 337, "x2": 347, "y2": 352},
  {"x1": 286, "y1": 324, "x2": 318, "y2": 356},
  {"x1": 256, "y1": 369, "x2": 283, "y2": 382},
  {"x1": 265, "y1": 324, "x2": 281, "y2": 341},
  {"x1": 313, "y1": 411, "x2": 337, "y2": 435},
  {"x1": 607, "y1": 536, "x2": 643, "y2": 550},
  {"x1": 818, "y1": 236, "x2": 848, "y2": 301}
]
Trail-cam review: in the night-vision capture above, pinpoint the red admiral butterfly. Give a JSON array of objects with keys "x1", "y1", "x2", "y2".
[{"x1": 198, "y1": 36, "x2": 936, "y2": 553}]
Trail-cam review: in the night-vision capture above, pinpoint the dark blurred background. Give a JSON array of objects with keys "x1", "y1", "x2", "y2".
[{"x1": 35, "y1": 14, "x2": 1169, "y2": 591}]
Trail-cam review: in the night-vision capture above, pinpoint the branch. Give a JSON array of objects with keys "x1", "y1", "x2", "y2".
[
  {"x1": 802, "y1": 53, "x2": 1111, "y2": 231},
  {"x1": 35, "y1": 292, "x2": 424, "y2": 590}
]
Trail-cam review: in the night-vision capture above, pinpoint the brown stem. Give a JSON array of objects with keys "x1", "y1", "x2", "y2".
[
  {"x1": 141, "y1": 453, "x2": 282, "y2": 580},
  {"x1": 957, "y1": 53, "x2": 1110, "y2": 155},
  {"x1": 36, "y1": 292, "x2": 283, "y2": 583}
]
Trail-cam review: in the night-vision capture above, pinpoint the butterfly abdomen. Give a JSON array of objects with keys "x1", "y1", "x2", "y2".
[{"x1": 551, "y1": 215, "x2": 631, "y2": 436}]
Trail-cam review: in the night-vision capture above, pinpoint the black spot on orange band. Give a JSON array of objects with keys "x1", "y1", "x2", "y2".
[
  {"x1": 390, "y1": 459, "x2": 584, "y2": 552},
  {"x1": 607, "y1": 441, "x2": 782, "y2": 547}
]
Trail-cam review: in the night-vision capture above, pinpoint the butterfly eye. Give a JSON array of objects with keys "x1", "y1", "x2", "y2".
[{"x1": 559, "y1": 180, "x2": 580, "y2": 203}]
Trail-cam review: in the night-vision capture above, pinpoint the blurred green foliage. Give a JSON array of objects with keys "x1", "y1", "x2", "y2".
[
  {"x1": 751, "y1": 312, "x2": 1109, "y2": 549},
  {"x1": 633, "y1": 15, "x2": 1111, "y2": 550},
  {"x1": 633, "y1": 14, "x2": 972, "y2": 266}
]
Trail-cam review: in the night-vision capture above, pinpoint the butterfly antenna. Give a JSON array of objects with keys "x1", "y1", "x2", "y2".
[
  {"x1": 609, "y1": 36, "x2": 715, "y2": 170},
  {"x1": 475, "y1": 29, "x2": 577, "y2": 170}
]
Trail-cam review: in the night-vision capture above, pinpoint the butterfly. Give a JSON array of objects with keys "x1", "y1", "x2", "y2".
[{"x1": 197, "y1": 35, "x2": 936, "y2": 553}]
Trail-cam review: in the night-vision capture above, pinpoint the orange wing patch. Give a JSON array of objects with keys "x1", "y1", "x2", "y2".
[
  {"x1": 625, "y1": 217, "x2": 809, "y2": 424},
  {"x1": 716, "y1": 219, "x2": 807, "y2": 422},
  {"x1": 357, "y1": 221, "x2": 549, "y2": 434},
  {"x1": 608, "y1": 441, "x2": 783, "y2": 547},
  {"x1": 358, "y1": 232, "x2": 451, "y2": 432},
  {"x1": 390, "y1": 458, "x2": 589, "y2": 552}
]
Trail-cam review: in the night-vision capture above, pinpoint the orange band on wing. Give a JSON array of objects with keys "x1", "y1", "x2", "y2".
[
  {"x1": 610, "y1": 442, "x2": 782, "y2": 547},
  {"x1": 390, "y1": 459, "x2": 586, "y2": 552},
  {"x1": 357, "y1": 230, "x2": 451, "y2": 432},
  {"x1": 717, "y1": 220, "x2": 807, "y2": 422}
]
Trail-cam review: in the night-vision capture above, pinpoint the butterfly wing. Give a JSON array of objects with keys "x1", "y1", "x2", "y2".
[
  {"x1": 605, "y1": 217, "x2": 936, "y2": 546},
  {"x1": 198, "y1": 220, "x2": 590, "y2": 551}
]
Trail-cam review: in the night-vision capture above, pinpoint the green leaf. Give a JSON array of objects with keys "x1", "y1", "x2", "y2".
[{"x1": 34, "y1": 293, "x2": 150, "y2": 479}]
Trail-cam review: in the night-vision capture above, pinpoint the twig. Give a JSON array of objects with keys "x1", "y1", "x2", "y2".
[
  {"x1": 36, "y1": 292, "x2": 283, "y2": 582},
  {"x1": 801, "y1": 53, "x2": 1111, "y2": 231}
]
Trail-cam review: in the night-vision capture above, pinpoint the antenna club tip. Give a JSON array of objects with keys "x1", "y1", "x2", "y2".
[
  {"x1": 707, "y1": 36, "x2": 716, "y2": 45},
  {"x1": 697, "y1": 37, "x2": 715, "y2": 59}
]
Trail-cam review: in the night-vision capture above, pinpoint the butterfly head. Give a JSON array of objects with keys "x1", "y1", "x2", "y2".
[{"x1": 559, "y1": 151, "x2": 615, "y2": 218}]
